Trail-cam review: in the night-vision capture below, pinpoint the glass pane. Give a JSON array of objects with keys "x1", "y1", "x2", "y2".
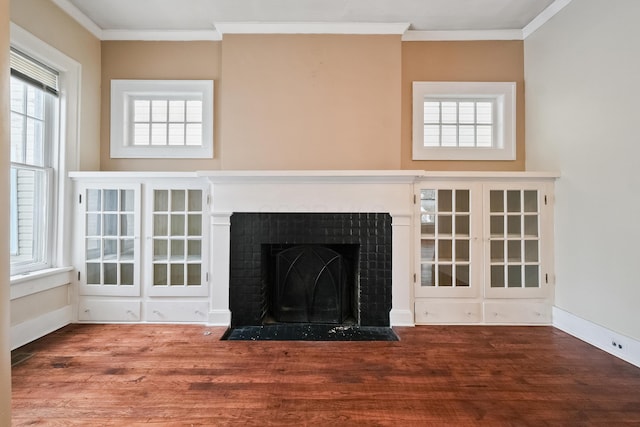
[
  {"x1": 134, "y1": 100, "x2": 150, "y2": 122},
  {"x1": 421, "y1": 240, "x2": 435, "y2": 262},
  {"x1": 86, "y1": 238, "x2": 101, "y2": 260},
  {"x1": 104, "y1": 263, "x2": 117, "y2": 285},
  {"x1": 456, "y1": 265, "x2": 470, "y2": 287},
  {"x1": 121, "y1": 214, "x2": 134, "y2": 237},
  {"x1": 86, "y1": 189, "x2": 101, "y2": 211},
  {"x1": 120, "y1": 190, "x2": 134, "y2": 212},
  {"x1": 168, "y1": 124, "x2": 184, "y2": 145},
  {"x1": 154, "y1": 190, "x2": 169, "y2": 211},
  {"x1": 424, "y1": 125, "x2": 440, "y2": 147},
  {"x1": 508, "y1": 265, "x2": 522, "y2": 288},
  {"x1": 120, "y1": 239, "x2": 134, "y2": 261},
  {"x1": 421, "y1": 190, "x2": 436, "y2": 235},
  {"x1": 171, "y1": 214, "x2": 185, "y2": 236},
  {"x1": 187, "y1": 240, "x2": 201, "y2": 261},
  {"x1": 151, "y1": 123, "x2": 167, "y2": 145},
  {"x1": 524, "y1": 216, "x2": 538, "y2": 237},
  {"x1": 525, "y1": 266, "x2": 540, "y2": 288},
  {"x1": 455, "y1": 215, "x2": 469, "y2": 236},
  {"x1": 455, "y1": 239, "x2": 470, "y2": 262},
  {"x1": 438, "y1": 215, "x2": 452, "y2": 235},
  {"x1": 170, "y1": 264, "x2": 184, "y2": 286},
  {"x1": 86, "y1": 263, "x2": 100, "y2": 285},
  {"x1": 507, "y1": 216, "x2": 521, "y2": 237},
  {"x1": 459, "y1": 102, "x2": 474, "y2": 124},
  {"x1": 525, "y1": 240, "x2": 539, "y2": 263},
  {"x1": 154, "y1": 214, "x2": 168, "y2": 236},
  {"x1": 188, "y1": 190, "x2": 202, "y2": 211},
  {"x1": 133, "y1": 123, "x2": 150, "y2": 145},
  {"x1": 438, "y1": 240, "x2": 452, "y2": 262},
  {"x1": 423, "y1": 101, "x2": 440, "y2": 123},
  {"x1": 476, "y1": 125, "x2": 492, "y2": 147},
  {"x1": 438, "y1": 190, "x2": 452, "y2": 212},
  {"x1": 86, "y1": 214, "x2": 101, "y2": 236},
  {"x1": 490, "y1": 191, "x2": 503, "y2": 213},
  {"x1": 188, "y1": 214, "x2": 202, "y2": 236},
  {"x1": 491, "y1": 265, "x2": 505, "y2": 288},
  {"x1": 171, "y1": 190, "x2": 186, "y2": 211},
  {"x1": 103, "y1": 214, "x2": 118, "y2": 236},
  {"x1": 185, "y1": 124, "x2": 202, "y2": 146},
  {"x1": 507, "y1": 190, "x2": 521, "y2": 213},
  {"x1": 439, "y1": 265, "x2": 452, "y2": 286},
  {"x1": 524, "y1": 191, "x2": 538, "y2": 212},
  {"x1": 507, "y1": 240, "x2": 521, "y2": 262},
  {"x1": 490, "y1": 240, "x2": 504, "y2": 262},
  {"x1": 169, "y1": 100, "x2": 185, "y2": 122},
  {"x1": 441, "y1": 102, "x2": 457, "y2": 124},
  {"x1": 10, "y1": 113, "x2": 24, "y2": 163},
  {"x1": 441, "y1": 125, "x2": 457, "y2": 147},
  {"x1": 104, "y1": 190, "x2": 118, "y2": 211},
  {"x1": 154, "y1": 264, "x2": 167, "y2": 286},
  {"x1": 455, "y1": 190, "x2": 469, "y2": 213},
  {"x1": 459, "y1": 125, "x2": 475, "y2": 147},
  {"x1": 187, "y1": 264, "x2": 201, "y2": 286},
  {"x1": 186, "y1": 100, "x2": 202, "y2": 122},
  {"x1": 477, "y1": 102, "x2": 493, "y2": 124},
  {"x1": 490, "y1": 216, "x2": 504, "y2": 236},
  {"x1": 103, "y1": 239, "x2": 117, "y2": 260},
  {"x1": 121, "y1": 264, "x2": 134, "y2": 286},
  {"x1": 152, "y1": 100, "x2": 167, "y2": 122},
  {"x1": 154, "y1": 239, "x2": 168, "y2": 261},
  {"x1": 421, "y1": 264, "x2": 434, "y2": 286},
  {"x1": 171, "y1": 240, "x2": 185, "y2": 261}
]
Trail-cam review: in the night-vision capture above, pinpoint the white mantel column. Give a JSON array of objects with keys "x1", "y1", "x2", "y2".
[
  {"x1": 208, "y1": 212, "x2": 232, "y2": 325},
  {"x1": 390, "y1": 213, "x2": 415, "y2": 326}
]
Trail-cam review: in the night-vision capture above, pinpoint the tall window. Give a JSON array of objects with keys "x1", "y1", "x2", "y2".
[{"x1": 9, "y1": 48, "x2": 59, "y2": 274}]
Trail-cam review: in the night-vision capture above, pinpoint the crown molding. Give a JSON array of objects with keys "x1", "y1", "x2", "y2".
[
  {"x1": 213, "y1": 22, "x2": 411, "y2": 36},
  {"x1": 51, "y1": 0, "x2": 103, "y2": 39},
  {"x1": 523, "y1": 0, "x2": 574, "y2": 39},
  {"x1": 402, "y1": 29, "x2": 523, "y2": 41},
  {"x1": 102, "y1": 30, "x2": 222, "y2": 41}
]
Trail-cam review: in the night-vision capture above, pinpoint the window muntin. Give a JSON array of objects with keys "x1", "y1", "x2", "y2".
[
  {"x1": 412, "y1": 82, "x2": 516, "y2": 161},
  {"x1": 9, "y1": 67, "x2": 58, "y2": 274}
]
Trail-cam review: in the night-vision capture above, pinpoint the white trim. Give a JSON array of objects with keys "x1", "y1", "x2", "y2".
[
  {"x1": 10, "y1": 305, "x2": 73, "y2": 350},
  {"x1": 522, "y1": 0, "x2": 574, "y2": 39},
  {"x1": 390, "y1": 309, "x2": 415, "y2": 326},
  {"x1": 402, "y1": 29, "x2": 523, "y2": 41},
  {"x1": 553, "y1": 307, "x2": 640, "y2": 368},
  {"x1": 214, "y1": 22, "x2": 410, "y2": 36},
  {"x1": 50, "y1": 0, "x2": 103, "y2": 39},
  {"x1": 208, "y1": 309, "x2": 232, "y2": 326},
  {"x1": 10, "y1": 267, "x2": 73, "y2": 299},
  {"x1": 102, "y1": 30, "x2": 222, "y2": 41}
]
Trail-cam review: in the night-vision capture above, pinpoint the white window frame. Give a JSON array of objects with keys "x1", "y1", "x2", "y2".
[
  {"x1": 110, "y1": 80, "x2": 214, "y2": 159},
  {"x1": 413, "y1": 82, "x2": 516, "y2": 161}
]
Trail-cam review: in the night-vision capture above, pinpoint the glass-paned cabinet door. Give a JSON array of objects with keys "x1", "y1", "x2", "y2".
[
  {"x1": 146, "y1": 183, "x2": 209, "y2": 296},
  {"x1": 416, "y1": 183, "x2": 481, "y2": 297},
  {"x1": 485, "y1": 183, "x2": 551, "y2": 298},
  {"x1": 78, "y1": 184, "x2": 141, "y2": 296}
]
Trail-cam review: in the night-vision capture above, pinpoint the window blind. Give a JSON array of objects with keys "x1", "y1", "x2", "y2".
[{"x1": 10, "y1": 48, "x2": 59, "y2": 95}]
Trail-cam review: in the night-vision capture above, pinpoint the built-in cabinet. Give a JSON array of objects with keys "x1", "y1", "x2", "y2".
[
  {"x1": 73, "y1": 176, "x2": 209, "y2": 323},
  {"x1": 414, "y1": 176, "x2": 555, "y2": 324}
]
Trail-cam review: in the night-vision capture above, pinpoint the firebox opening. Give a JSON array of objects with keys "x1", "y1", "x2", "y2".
[{"x1": 261, "y1": 244, "x2": 359, "y2": 326}]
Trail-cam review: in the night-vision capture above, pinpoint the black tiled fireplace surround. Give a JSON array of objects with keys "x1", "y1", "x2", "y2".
[{"x1": 229, "y1": 213, "x2": 392, "y2": 327}]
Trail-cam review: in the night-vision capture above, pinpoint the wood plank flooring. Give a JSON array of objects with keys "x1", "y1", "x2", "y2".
[{"x1": 11, "y1": 324, "x2": 640, "y2": 426}]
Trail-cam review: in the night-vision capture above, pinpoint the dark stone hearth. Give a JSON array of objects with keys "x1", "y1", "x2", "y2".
[{"x1": 229, "y1": 213, "x2": 392, "y2": 327}]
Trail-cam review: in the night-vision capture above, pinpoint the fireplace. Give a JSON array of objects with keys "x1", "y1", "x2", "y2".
[{"x1": 229, "y1": 213, "x2": 392, "y2": 327}]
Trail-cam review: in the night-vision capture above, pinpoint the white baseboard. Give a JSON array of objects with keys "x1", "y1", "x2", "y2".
[
  {"x1": 207, "y1": 309, "x2": 231, "y2": 326},
  {"x1": 390, "y1": 309, "x2": 415, "y2": 327},
  {"x1": 553, "y1": 306, "x2": 640, "y2": 368},
  {"x1": 11, "y1": 305, "x2": 73, "y2": 350}
]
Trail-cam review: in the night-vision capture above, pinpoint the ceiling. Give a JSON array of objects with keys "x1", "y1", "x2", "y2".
[{"x1": 55, "y1": 0, "x2": 569, "y2": 40}]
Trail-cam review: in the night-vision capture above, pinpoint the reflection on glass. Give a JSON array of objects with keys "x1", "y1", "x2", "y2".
[
  {"x1": 455, "y1": 190, "x2": 469, "y2": 212},
  {"x1": 438, "y1": 190, "x2": 452, "y2": 212},
  {"x1": 439, "y1": 240, "x2": 452, "y2": 262},
  {"x1": 456, "y1": 265, "x2": 470, "y2": 287},
  {"x1": 86, "y1": 214, "x2": 101, "y2": 236},
  {"x1": 171, "y1": 190, "x2": 186, "y2": 211},
  {"x1": 524, "y1": 215, "x2": 538, "y2": 237},
  {"x1": 507, "y1": 190, "x2": 521, "y2": 213},
  {"x1": 508, "y1": 265, "x2": 522, "y2": 288},
  {"x1": 86, "y1": 263, "x2": 100, "y2": 284},
  {"x1": 491, "y1": 265, "x2": 504, "y2": 287},
  {"x1": 104, "y1": 263, "x2": 117, "y2": 285},
  {"x1": 154, "y1": 264, "x2": 167, "y2": 286},
  {"x1": 507, "y1": 240, "x2": 521, "y2": 262},
  {"x1": 490, "y1": 191, "x2": 503, "y2": 213},
  {"x1": 121, "y1": 264, "x2": 134, "y2": 286},
  {"x1": 154, "y1": 239, "x2": 168, "y2": 261},
  {"x1": 421, "y1": 240, "x2": 435, "y2": 261},
  {"x1": 525, "y1": 240, "x2": 539, "y2": 263},
  {"x1": 120, "y1": 239, "x2": 134, "y2": 260},
  {"x1": 421, "y1": 264, "x2": 434, "y2": 286},
  {"x1": 524, "y1": 191, "x2": 537, "y2": 212},
  {"x1": 103, "y1": 239, "x2": 117, "y2": 260},
  {"x1": 188, "y1": 190, "x2": 202, "y2": 211},
  {"x1": 507, "y1": 216, "x2": 521, "y2": 236},
  {"x1": 121, "y1": 214, "x2": 134, "y2": 236},
  {"x1": 188, "y1": 240, "x2": 201, "y2": 260},
  {"x1": 490, "y1": 216, "x2": 504, "y2": 236},
  {"x1": 120, "y1": 190, "x2": 134, "y2": 212},
  {"x1": 154, "y1": 214, "x2": 168, "y2": 236},
  {"x1": 104, "y1": 214, "x2": 118, "y2": 236},
  {"x1": 439, "y1": 265, "x2": 452, "y2": 286},
  {"x1": 87, "y1": 189, "x2": 101, "y2": 211},
  {"x1": 525, "y1": 266, "x2": 539, "y2": 288},
  {"x1": 171, "y1": 240, "x2": 185, "y2": 260},
  {"x1": 86, "y1": 238, "x2": 101, "y2": 260},
  {"x1": 455, "y1": 239, "x2": 469, "y2": 261},
  {"x1": 187, "y1": 264, "x2": 201, "y2": 286},
  {"x1": 170, "y1": 264, "x2": 184, "y2": 286},
  {"x1": 104, "y1": 190, "x2": 118, "y2": 211},
  {"x1": 455, "y1": 215, "x2": 470, "y2": 236},
  {"x1": 491, "y1": 240, "x2": 504, "y2": 262},
  {"x1": 438, "y1": 215, "x2": 452, "y2": 235},
  {"x1": 154, "y1": 190, "x2": 168, "y2": 211},
  {"x1": 171, "y1": 215, "x2": 185, "y2": 236},
  {"x1": 187, "y1": 214, "x2": 202, "y2": 236}
]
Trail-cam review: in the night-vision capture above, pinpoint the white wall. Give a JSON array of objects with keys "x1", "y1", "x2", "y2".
[{"x1": 525, "y1": 0, "x2": 640, "y2": 341}]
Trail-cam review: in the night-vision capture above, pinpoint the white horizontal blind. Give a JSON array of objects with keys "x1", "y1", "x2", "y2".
[
  {"x1": 423, "y1": 99, "x2": 494, "y2": 148},
  {"x1": 132, "y1": 98, "x2": 203, "y2": 147},
  {"x1": 10, "y1": 48, "x2": 59, "y2": 94}
]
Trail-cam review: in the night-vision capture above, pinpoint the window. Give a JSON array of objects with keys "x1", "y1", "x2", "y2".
[
  {"x1": 9, "y1": 48, "x2": 58, "y2": 274},
  {"x1": 110, "y1": 80, "x2": 214, "y2": 159},
  {"x1": 413, "y1": 82, "x2": 516, "y2": 161}
]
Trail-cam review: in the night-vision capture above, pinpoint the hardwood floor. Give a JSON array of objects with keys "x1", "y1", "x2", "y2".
[{"x1": 11, "y1": 324, "x2": 640, "y2": 426}]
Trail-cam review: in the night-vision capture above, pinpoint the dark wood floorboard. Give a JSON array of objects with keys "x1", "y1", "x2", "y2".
[{"x1": 11, "y1": 324, "x2": 640, "y2": 426}]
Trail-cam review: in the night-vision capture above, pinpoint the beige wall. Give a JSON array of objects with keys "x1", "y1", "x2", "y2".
[
  {"x1": 525, "y1": 0, "x2": 640, "y2": 340},
  {"x1": 220, "y1": 34, "x2": 402, "y2": 170},
  {"x1": 11, "y1": 0, "x2": 101, "y2": 171},
  {"x1": 1, "y1": 0, "x2": 11, "y2": 422},
  {"x1": 401, "y1": 41, "x2": 526, "y2": 171},
  {"x1": 100, "y1": 41, "x2": 222, "y2": 171}
]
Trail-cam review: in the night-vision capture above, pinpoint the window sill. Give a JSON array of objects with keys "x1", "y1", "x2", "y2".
[{"x1": 10, "y1": 266, "x2": 74, "y2": 300}]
